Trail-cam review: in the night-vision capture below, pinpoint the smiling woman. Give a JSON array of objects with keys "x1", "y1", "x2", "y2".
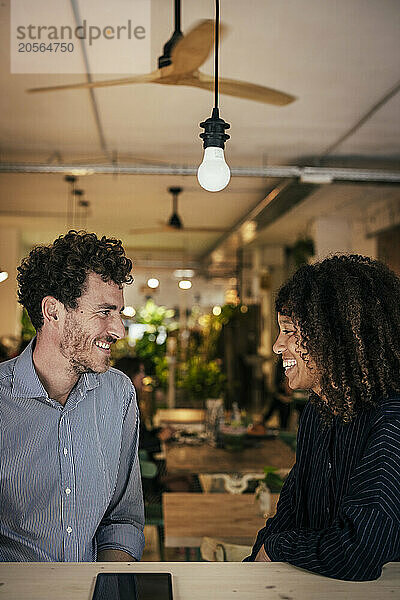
[
  {"x1": 273, "y1": 314, "x2": 319, "y2": 393},
  {"x1": 247, "y1": 254, "x2": 400, "y2": 581},
  {"x1": 274, "y1": 254, "x2": 400, "y2": 423}
]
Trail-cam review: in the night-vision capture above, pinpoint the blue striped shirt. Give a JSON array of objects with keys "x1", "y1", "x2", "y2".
[
  {"x1": 246, "y1": 395, "x2": 400, "y2": 580},
  {"x1": 0, "y1": 340, "x2": 145, "y2": 562}
]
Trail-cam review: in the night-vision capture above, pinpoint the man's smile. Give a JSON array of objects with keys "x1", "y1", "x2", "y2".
[{"x1": 94, "y1": 340, "x2": 111, "y2": 352}]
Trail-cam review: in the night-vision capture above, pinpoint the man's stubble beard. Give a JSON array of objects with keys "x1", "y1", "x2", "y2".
[{"x1": 60, "y1": 314, "x2": 109, "y2": 375}]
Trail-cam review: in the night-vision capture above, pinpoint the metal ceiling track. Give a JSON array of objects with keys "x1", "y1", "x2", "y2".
[{"x1": 1, "y1": 163, "x2": 400, "y2": 182}]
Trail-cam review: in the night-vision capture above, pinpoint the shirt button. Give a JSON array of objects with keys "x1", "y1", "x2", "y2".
[
  {"x1": 65, "y1": 488, "x2": 71, "y2": 495},
  {"x1": 66, "y1": 527, "x2": 73, "y2": 534},
  {"x1": 328, "y1": 462, "x2": 332, "y2": 469},
  {"x1": 63, "y1": 448, "x2": 68, "y2": 455}
]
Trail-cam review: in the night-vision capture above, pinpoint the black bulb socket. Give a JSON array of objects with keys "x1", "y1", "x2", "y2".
[{"x1": 199, "y1": 107, "x2": 230, "y2": 150}]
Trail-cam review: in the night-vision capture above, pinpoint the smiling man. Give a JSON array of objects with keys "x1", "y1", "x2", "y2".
[
  {"x1": 0, "y1": 230, "x2": 144, "y2": 562},
  {"x1": 246, "y1": 254, "x2": 400, "y2": 580}
]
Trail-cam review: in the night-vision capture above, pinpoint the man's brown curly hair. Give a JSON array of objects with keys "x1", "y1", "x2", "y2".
[
  {"x1": 275, "y1": 254, "x2": 400, "y2": 424},
  {"x1": 17, "y1": 230, "x2": 133, "y2": 331}
]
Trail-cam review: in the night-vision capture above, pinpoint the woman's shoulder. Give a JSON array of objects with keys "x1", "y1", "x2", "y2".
[{"x1": 369, "y1": 393, "x2": 400, "y2": 423}]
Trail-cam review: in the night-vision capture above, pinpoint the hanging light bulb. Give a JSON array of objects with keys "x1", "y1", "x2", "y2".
[
  {"x1": 197, "y1": 0, "x2": 231, "y2": 192},
  {"x1": 197, "y1": 108, "x2": 230, "y2": 192}
]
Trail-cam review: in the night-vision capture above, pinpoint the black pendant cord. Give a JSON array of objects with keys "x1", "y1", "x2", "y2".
[
  {"x1": 198, "y1": 0, "x2": 230, "y2": 151},
  {"x1": 214, "y1": 0, "x2": 220, "y2": 110},
  {"x1": 175, "y1": 0, "x2": 181, "y2": 34}
]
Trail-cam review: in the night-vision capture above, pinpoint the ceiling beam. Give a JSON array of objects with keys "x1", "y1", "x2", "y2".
[
  {"x1": 199, "y1": 180, "x2": 318, "y2": 264},
  {"x1": 1, "y1": 163, "x2": 400, "y2": 182}
]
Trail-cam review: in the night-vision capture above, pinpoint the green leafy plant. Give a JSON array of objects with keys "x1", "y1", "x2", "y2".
[
  {"x1": 290, "y1": 237, "x2": 315, "y2": 268},
  {"x1": 154, "y1": 355, "x2": 169, "y2": 392},
  {"x1": 21, "y1": 308, "x2": 36, "y2": 342},
  {"x1": 111, "y1": 299, "x2": 177, "y2": 377},
  {"x1": 260, "y1": 466, "x2": 286, "y2": 493},
  {"x1": 179, "y1": 356, "x2": 226, "y2": 401}
]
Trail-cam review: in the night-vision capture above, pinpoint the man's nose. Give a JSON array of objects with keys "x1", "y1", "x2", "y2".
[{"x1": 108, "y1": 314, "x2": 126, "y2": 340}]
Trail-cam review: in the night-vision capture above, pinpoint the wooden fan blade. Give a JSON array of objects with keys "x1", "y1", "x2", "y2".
[
  {"x1": 180, "y1": 227, "x2": 227, "y2": 233},
  {"x1": 130, "y1": 226, "x2": 226, "y2": 234},
  {"x1": 180, "y1": 71, "x2": 296, "y2": 106},
  {"x1": 27, "y1": 70, "x2": 161, "y2": 93},
  {"x1": 171, "y1": 19, "x2": 228, "y2": 76},
  {"x1": 129, "y1": 227, "x2": 168, "y2": 234}
]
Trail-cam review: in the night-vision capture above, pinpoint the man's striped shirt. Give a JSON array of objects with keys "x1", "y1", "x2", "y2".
[{"x1": 0, "y1": 340, "x2": 145, "y2": 561}]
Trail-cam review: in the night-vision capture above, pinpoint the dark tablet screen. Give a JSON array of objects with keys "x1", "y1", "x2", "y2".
[{"x1": 92, "y1": 573, "x2": 173, "y2": 600}]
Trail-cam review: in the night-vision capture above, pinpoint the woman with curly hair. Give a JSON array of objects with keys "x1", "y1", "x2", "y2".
[
  {"x1": 0, "y1": 230, "x2": 145, "y2": 562},
  {"x1": 246, "y1": 254, "x2": 400, "y2": 580}
]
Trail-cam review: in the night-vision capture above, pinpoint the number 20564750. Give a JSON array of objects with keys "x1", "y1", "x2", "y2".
[{"x1": 18, "y1": 42, "x2": 75, "y2": 53}]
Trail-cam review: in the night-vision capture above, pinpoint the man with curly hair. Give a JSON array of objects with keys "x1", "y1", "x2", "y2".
[
  {"x1": 246, "y1": 254, "x2": 400, "y2": 580},
  {"x1": 0, "y1": 230, "x2": 145, "y2": 562}
]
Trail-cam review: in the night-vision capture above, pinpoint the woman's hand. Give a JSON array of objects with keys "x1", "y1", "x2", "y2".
[{"x1": 255, "y1": 545, "x2": 271, "y2": 562}]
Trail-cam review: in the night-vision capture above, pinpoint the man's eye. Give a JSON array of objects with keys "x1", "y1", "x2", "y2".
[{"x1": 100, "y1": 310, "x2": 110, "y2": 316}]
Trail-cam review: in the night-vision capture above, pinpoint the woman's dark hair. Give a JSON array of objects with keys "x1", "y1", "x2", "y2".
[
  {"x1": 17, "y1": 230, "x2": 133, "y2": 331},
  {"x1": 276, "y1": 254, "x2": 400, "y2": 423}
]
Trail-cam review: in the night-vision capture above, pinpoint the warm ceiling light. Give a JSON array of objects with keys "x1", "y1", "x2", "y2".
[
  {"x1": 147, "y1": 278, "x2": 160, "y2": 289},
  {"x1": 241, "y1": 221, "x2": 257, "y2": 243},
  {"x1": 122, "y1": 306, "x2": 135, "y2": 317},
  {"x1": 212, "y1": 305, "x2": 222, "y2": 316},
  {"x1": 173, "y1": 269, "x2": 194, "y2": 279},
  {"x1": 0, "y1": 270, "x2": 8, "y2": 283},
  {"x1": 178, "y1": 279, "x2": 192, "y2": 290}
]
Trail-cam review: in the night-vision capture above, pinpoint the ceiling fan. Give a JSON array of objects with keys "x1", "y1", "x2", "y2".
[
  {"x1": 129, "y1": 186, "x2": 227, "y2": 235},
  {"x1": 28, "y1": 0, "x2": 296, "y2": 106}
]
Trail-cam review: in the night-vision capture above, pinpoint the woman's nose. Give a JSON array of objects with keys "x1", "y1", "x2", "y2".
[{"x1": 273, "y1": 332, "x2": 285, "y2": 355}]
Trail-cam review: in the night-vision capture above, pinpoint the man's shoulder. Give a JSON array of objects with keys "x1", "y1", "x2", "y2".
[
  {"x1": 95, "y1": 368, "x2": 136, "y2": 413},
  {"x1": 100, "y1": 366, "x2": 135, "y2": 393}
]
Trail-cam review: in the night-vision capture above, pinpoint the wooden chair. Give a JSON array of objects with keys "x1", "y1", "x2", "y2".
[
  {"x1": 198, "y1": 473, "x2": 264, "y2": 494},
  {"x1": 200, "y1": 536, "x2": 252, "y2": 562}
]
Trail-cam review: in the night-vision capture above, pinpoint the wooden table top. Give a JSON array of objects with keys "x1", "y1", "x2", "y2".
[
  {"x1": 165, "y1": 438, "x2": 295, "y2": 474},
  {"x1": 163, "y1": 492, "x2": 280, "y2": 548},
  {"x1": 153, "y1": 408, "x2": 205, "y2": 426},
  {"x1": 0, "y1": 562, "x2": 398, "y2": 600}
]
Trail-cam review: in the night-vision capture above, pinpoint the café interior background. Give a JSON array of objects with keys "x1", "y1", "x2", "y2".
[{"x1": 0, "y1": 0, "x2": 399, "y2": 402}]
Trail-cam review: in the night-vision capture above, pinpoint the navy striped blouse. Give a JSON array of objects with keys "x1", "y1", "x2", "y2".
[
  {"x1": 0, "y1": 340, "x2": 145, "y2": 562},
  {"x1": 246, "y1": 395, "x2": 400, "y2": 580}
]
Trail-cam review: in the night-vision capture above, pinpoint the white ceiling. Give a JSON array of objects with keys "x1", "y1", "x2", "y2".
[{"x1": 0, "y1": 0, "x2": 399, "y2": 267}]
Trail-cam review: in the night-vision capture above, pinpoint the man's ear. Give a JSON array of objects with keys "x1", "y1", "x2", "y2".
[{"x1": 42, "y1": 296, "x2": 62, "y2": 326}]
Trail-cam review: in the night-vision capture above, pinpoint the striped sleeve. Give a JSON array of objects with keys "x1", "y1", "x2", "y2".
[
  {"x1": 244, "y1": 462, "x2": 298, "y2": 561},
  {"x1": 96, "y1": 388, "x2": 145, "y2": 560},
  {"x1": 263, "y1": 417, "x2": 400, "y2": 580}
]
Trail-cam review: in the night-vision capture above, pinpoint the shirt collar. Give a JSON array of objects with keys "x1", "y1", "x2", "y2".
[
  {"x1": 12, "y1": 337, "x2": 100, "y2": 399},
  {"x1": 12, "y1": 338, "x2": 48, "y2": 399},
  {"x1": 78, "y1": 372, "x2": 100, "y2": 393}
]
